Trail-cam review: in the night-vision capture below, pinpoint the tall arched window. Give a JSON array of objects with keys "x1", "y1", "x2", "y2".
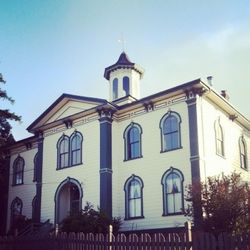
[
  {"x1": 123, "y1": 76, "x2": 130, "y2": 96},
  {"x1": 161, "y1": 167, "x2": 184, "y2": 215},
  {"x1": 33, "y1": 153, "x2": 38, "y2": 182},
  {"x1": 57, "y1": 135, "x2": 70, "y2": 169},
  {"x1": 113, "y1": 78, "x2": 118, "y2": 100},
  {"x1": 239, "y1": 137, "x2": 247, "y2": 170},
  {"x1": 160, "y1": 111, "x2": 181, "y2": 152},
  {"x1": 124, "y1": 175, "x2": 144, "y2": 219},
  {"x1": 124, "y1": 123, "x2": 142, "y2": 160},
  {"x1": 215, "y1": 120, "x2": 224, "y2": 156},
  {"x1": 11, "y1": 197, "x2": 23, "y2": 226},
  {"x1": 70, "y1": 132, "x2": 83, "y2": 166},
  {"x1": 13, "y1": 157, "x2": 24, "y2": 185}
]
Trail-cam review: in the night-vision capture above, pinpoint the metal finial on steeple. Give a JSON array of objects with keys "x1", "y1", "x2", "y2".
[{"x1": 118, "y1": 33, "x2": 126, "y2": 52}]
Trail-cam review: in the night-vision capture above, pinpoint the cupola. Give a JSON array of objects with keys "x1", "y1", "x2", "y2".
[{"x1": 104, "y1": 52, "x2": 144, "y2": 103}]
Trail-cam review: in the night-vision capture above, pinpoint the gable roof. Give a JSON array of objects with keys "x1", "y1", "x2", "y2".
[{"x1": 27, "y1": 93, "x2": 107, "y2": 133}]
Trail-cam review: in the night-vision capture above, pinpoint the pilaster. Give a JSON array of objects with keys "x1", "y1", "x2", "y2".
[
  {"x1": 98, "y1": 109, "x2": 113, "y2": 218},
  {"x1": 35, "y1": 132, "x2": 44, "y2": 223},
  {"x1": 186, "y1": 92, "x2": 202, "y2": 228}
]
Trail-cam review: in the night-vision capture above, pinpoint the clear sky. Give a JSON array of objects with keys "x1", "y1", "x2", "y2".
[{"x1": 1, "y1": 0, "x2": 250, "y2": 140}]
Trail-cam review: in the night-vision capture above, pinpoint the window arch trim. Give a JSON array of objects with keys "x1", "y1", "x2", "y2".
[
  {"x1": 123, "y1": 122, "x2": 143, "y2": 161},
  {"x1": 161, "y1": 167, "x2": 184, "y2": 216},
  {"x1": 159, "y1": 111, "x2": 182, "y2": 152},
  {"x1": 214, "y1": 119, "x2": 225, "y2": 157},
  {"x1": 124, "y1": 175, "x2": 144, "y2": 220},
  {"x1": 239, "y1": 136, "x2": 248, "y2": 170}
]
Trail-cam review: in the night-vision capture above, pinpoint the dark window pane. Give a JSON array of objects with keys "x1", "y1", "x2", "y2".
[
  {"x1": 128, "y1": 179, "x2": 142, "y2": 218},
  {"x1": 165, "y1": 172, "x2": 182, "y2": 214},
  {"x1": 163, "y1": 115, "x2": 180, "y2": 151},
  {"x1": 123, "y1": 77, "x2": 130, "y2": 95},
  {"x1": 113, "y1": 78, "x2": 118, "y2": 99}
]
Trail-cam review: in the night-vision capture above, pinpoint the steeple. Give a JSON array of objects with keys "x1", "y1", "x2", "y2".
[{"x1": 104, "y1": 52, "x2": 144, "y2": 103}]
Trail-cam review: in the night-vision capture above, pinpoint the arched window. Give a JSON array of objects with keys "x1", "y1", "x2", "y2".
[
  {"x1": 215, "y1": 120, "x2": 224, "y2": 156},
  {"x1": 124, "y1": 175, "x2": 144, "y2": 219},
  {"x1": 161, "y1": 167, "x2": 184, "y2": 215},
  {"x1": 124, "y1": 123, "x2": 142, "y2": 160},
  {"x1": 160, "y1": 111, "x2": 181, "y2": 152},
  {"x1": 123, "y1": 76, "x2": 130, "y2": 96},
  {"x1": 11, "y1": 197, "x2": 22, "y2": 226},
  {"x1": 57, "y1": 135, "x2": 70, "y2": 169},
  {"x1": 70, "y1": 132, "x2": 83, "y2": 166},
  {"x1": 239, "y1": 137, "x2": 247, "y2": 170},
  {"x1": 33, "y1": 153, "x2": 38, "y2": 182},
  {"x1": 113, "y1": 78, "x2": 118, "y2": 100},
  {"x1": 13, "y1": 157, "x2": 24, "y2": 185}
]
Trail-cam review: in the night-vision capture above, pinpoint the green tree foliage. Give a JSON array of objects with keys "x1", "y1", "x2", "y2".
[
  {"x1": 0, "y1": 73, "x2": 21, "y2": 180},
  {"x1": 0, "y1": 73, "x2": 21, "y2": 146},
  {"x1": 185, "y1": 172, "x2": 250, "y2": 236},
  {"x1": 0, "y1": 73, "x2": 21, "y2": 235},
  {"x1": 61, "y1": 202, "x2": 122, "y2": 234}
]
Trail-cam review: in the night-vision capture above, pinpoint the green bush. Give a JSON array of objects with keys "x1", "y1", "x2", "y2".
[{"x1": 61, "y1": 202, "x2": 122, "y2": 234}]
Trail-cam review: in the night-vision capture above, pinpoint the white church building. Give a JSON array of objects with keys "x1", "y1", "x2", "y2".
[{"x1": 6, "y1": 52, "x2": 250, "y2": 233}]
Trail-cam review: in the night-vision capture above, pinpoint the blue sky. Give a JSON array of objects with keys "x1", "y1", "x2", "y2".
[{"x1": 1, "y1": 0, "x2": 250, "y2": 140}]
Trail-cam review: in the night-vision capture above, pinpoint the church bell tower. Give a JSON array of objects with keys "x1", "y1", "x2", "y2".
[{"x1": 104, "y1": 52, "x2": 144, "y2": 103}]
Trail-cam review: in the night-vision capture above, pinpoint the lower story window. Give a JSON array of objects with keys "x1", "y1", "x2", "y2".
[
  {"x1": 124, "y1": 175, "x2": 144, "y2": 219},
  {"x1": 161, "y1": 167, "x2": 184, "y2": 215}
]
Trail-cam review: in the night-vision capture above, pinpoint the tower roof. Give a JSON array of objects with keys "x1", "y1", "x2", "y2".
[{"x1": 104, "y1": 52, "x2": 144, "y2": 80}]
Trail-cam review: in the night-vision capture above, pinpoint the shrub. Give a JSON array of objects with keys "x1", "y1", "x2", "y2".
[{"x1": 61, "y1": 202, "x2": 122, "y2": 234}]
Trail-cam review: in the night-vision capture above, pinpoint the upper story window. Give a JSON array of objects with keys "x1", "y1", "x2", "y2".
[
  {"x1": 161, "y1": 167, "x2": 184, "y2": 216},
  {"x1": 11, "y1": 197, "x2": 22, "y2": 225},
  {"x1": 13, "y1": 156, "x2": 24, "y2": 185},
  {"x1": 123, "y1": 76, "x2": 130, "y2": 96},
  {"x1": 124, "y1": 123, "x2": 142, "y2": 160},
  {"x1": 215, "y1": 120, "x2": 224, "y2": 157},
  {"x1": 112, "y1": 78, "x2": 118, "y2": 100},
  {"x1": 160, "y1": 111, "x2": 181, "y2": 152},
  {"x1": 57, "y1": 132, "x2": 83, "y2": 169},
  {"x1": 239, "y1": 137, "x2": 247, "y2": 170},
  {"x1": 124, "y1": 175, "x2": 144, "y2": 219},
  {"x1": 33, "y1": 153, "x2": 38, "y2": 182},
  {"x1": 57, "y1": 135, "x2": 70, "y2": 169},
  {"x1": 70, "y1": 131, "x2": 83, "y2": 166}
]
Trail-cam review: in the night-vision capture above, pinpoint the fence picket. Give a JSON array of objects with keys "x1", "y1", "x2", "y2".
[{"x1": 2, "y1": 230, "x2": 250, "y2": 249}]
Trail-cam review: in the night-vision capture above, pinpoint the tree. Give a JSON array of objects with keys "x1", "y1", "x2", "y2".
[
  {"x1": 0, "y1": 73, "x2": 21, "y2": 181},
  {"x1": 185, "y1": 172, "x2": 250, "y2": 236},
  {"x1": 61, "y1": 202, "x2": 122, "y2": 234},
  {"x1": 0, "y1": 73, "x2": 21, "y2": 235},
  {"x1": 0, "y1": 73, "x2": 21, "y2": 145}
]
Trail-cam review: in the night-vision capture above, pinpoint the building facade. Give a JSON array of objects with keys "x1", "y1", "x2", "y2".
[{"x1": 6, "y1": 53, "x2": 250, "y2": 233}]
